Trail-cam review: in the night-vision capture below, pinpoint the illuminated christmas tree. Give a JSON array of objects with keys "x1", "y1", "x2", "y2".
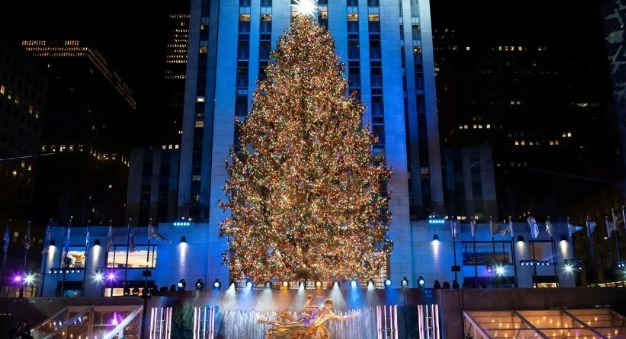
[{"x1": 219, "y1": 15, "x2": 392, "y2": 284}]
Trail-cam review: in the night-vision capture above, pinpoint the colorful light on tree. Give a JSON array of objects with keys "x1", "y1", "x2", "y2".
[{"x1": 219, "y1": 15, "x2": 392, "y2": 284}]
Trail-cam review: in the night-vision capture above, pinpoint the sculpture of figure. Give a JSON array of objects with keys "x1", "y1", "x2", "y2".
[{"x1": 259, "y1": 293, "x2": 360, "y2": 339}]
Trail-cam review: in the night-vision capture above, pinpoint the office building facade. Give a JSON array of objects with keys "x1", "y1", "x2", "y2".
[{"x1": 172, "y1": 0, "x2": 445, "y2": 286}]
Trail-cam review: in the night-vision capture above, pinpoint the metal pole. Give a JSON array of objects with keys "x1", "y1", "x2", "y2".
[{"x1": 124, "y1": 218, "x2": 132, "y2": 286}]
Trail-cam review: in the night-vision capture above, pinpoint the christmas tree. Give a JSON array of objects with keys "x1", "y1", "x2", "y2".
[{"x1": 219, "y1": 15, "x2": 392, "y2": 284}]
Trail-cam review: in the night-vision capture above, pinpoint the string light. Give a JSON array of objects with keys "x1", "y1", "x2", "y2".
[{"x1": 219, "y1": 16, "x2": 392, "y2": 284}]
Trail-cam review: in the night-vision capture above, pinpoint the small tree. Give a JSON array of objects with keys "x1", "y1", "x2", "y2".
[{"x1": 219, "y1": 16, "x2": 392, "y2": 283}]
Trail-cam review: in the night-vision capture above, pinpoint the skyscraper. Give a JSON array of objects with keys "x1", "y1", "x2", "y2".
[
  {"x1": 175, "y1": 0, "x2": 443, "y2": 283},
  {"x1": 22, "y1": 40, "x2": 135, "y2": 225},
  {"x1": 432, "y1": 0, "x2": 619, "y2": 222}
]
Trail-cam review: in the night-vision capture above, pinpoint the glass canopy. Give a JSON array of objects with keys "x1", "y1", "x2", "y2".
[
  {"x1": 464, "y1": 308, "x2": 626, "y2": 338},
  {"x1": 31, "y1": 304, "x2": 143, "y2": 339}
]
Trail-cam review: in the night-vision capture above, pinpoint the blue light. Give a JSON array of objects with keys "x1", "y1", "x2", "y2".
[
  {"x1": 384, "y1": 278, "x2": 392, "y2": 287},
  {"x1": 350, "y1": 279, "x2": 357, "y2": 288},
  {"x1": 213, "y1": 279, "x2": 221, "y2": 289},
  {"x1": 173, "y1": 221, "x2": 192, "y2": 227}
]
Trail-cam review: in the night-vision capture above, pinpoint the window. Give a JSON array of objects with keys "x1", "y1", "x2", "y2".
[{"x1": 107, "y1": 245, "x2": 157, "y2": 269}]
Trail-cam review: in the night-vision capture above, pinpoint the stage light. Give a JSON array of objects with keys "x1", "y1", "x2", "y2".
[
  {"x1": 418, "y1": 276, "x2": 425, "y2": 287},
  {"x1": 368, "y1": 279, "x2": 375, "y2": 289},
  {"x1": 315, "y1": 281, "x2": 322, "y2": 289},
  {"x1": 177, "y1": 279, "x2": 187, "y2": 291},
  {"x1": 94, "y1": 271, "x2": 104, "y2": 283},
  {"x1": 298, "y1": 279, "x2": 306, "y2": 288},
  {"x1": 93, "y1": 239, "x2": 101, "y2": 246},
  {"x1": 246, "y1": 279, "x2": 254, "y2": 289},
  {"x1": 180, "y1": 236, "x2": 187, "y2": 243},
  {"x1": 333, "y1": 280, "x2": 341, "y2": 288},
  {"x1": 24, "y1": 274, "x2": 34, "y2": 285},
  {"x1": 495, "y1": 265, "x2": 506, "y2": 276},
  {"x1": 282, "y1": 281, "x2": 289, "y2": 289},
  {"x1": 486, "y1": 265, "x2": 493, "y2": 274},
  {"x1": 560, "y1": 235, "x2": 568, "y2": 242},
  {"x1": 401, "y1": 276, "x2": 409, "y2": 288},
  {"x1": 350, "y1": 279, "x2": 357, "y2": 288},
  {"x1": 432, "y1": 234, "x2": 439, "y2": 241},
  {"x1": 384, "y1": 278, "x2": 392, "y2": 288},
  {"x1": 264, "y1": 281, "x2": 272, "y2": 289},
  {"x1": 213, "y1": 279, "x2": 221, "y2": 289},
  {"x1": 517, "y1": 235, "x2": 524, "y2": 243},
  {"x1": 196, "y1": 279, "x2": 204, "y2": 291}
]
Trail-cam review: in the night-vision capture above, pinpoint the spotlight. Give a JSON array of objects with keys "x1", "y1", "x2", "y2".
[
  {"x1": 298, "y1": 279, "x2": 306, "y2": 288},
  {"x1": 517, "y1": 235, "x2": 524, "y2": 243},
  {"x1": 94, "y1": 271, "x2": 104, "y2": 283},
  {"x1": 180, "y1": 236, "x2": 187, "y2": 243},
  {"x1": 418, "y1": 276, "x2": 425, "y2": 287},
  {"x1": 560, "y1": 235, "x2": 567, "y2": 242},
  {"x1": 333, "y1": 280, "x2": 340, "y2": 288},
  {"x1": 264, "y1": 281, "x2": 272, "y2": 289},
  {"x1": 196, "y1": 279, "x2": 204, "y2": 291},
  {"x1": 107, "y1": 271, "x2": 116, "y2": 282},
  {"x1": 94, "y1": 239, "x2": 101, "y2": 246},
  {"x1": 177, "y1": 279, "x2": 187, "y2": 291},
  {"x1": 282, "y1": 281, "x2": 289, "y2": 289},
  {"x1": 432, "y1": 234, "x2": 439, "y2": 241},
  {"x1": 495, "y1": 265, "x2": 506, "y2": 276},
  {"x1": 24, "y1": 274, "x2": 34, "y2": 285},
  {"x1": 246, "y1": 279, "x2": 254, "y2": 289},
  {"x1": 384, "y1": 278, "x2": 392, "y2": 288},
  {"x1": 401, "y1": 276, "x2": 409, "y2": 288},
  {"x1": 486, "y1": 265, "x2": 493, "y2": 274},
  {"x1": 368, "y1": 279, "x2": 376, "y2": 289},
  {"x1": 350, "y1": 279, "x2": 357, "y2": 288},
  {"x1": 315, "y1": 281, "x2": 322, "y2": 289},
  {"x1": 213, "y1": 279, "x2": 221, "y2": 290}
]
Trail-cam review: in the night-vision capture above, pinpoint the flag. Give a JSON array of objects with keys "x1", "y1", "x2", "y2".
[
  {"x1": 586, "y1": 219, "x2": 596, "y2": 238},
  {"x1": 85, "y1": 224, "x2": 90, "y2": 249},
  {"x1": 129, "y1": 231, "x2": 136, "y2": 252},
  {"x1": 567, "y1": 218, "x2": 582, "y2": 240},
  {"x1": 470, "y1": 218, "x2": 477, "y2": 238},
  {"x1": 106, "y1": 223, "x2": 113, "y2": 252},
  {"x1": 148, "y1": 225, "x2": 171, "y2": 243},
  {"x1": 3, "y1": 224, "x2": 9, "y2": 254},
  {"x1": 489, "y1": 218, "x2": 500, "y2": 236},
  {"x1": 500, "y1": 216, "x2": 513, "y2": 237},
  {"x1": 23, "y1": 222, "x2": 31, "y2": 250},
  {"x1": 545, "y1": 219, "x2": 553, "y2": 238},
  {"x1": 623, "y1": 206, "x2": 626, "y2": 234},
  {"x1": 63, "y1": 223, "x2": 71, "y2": 254},
  {"x1": 527, "y1": 217, "x2": 539, "y2": 239},
  {"x1": 605, "y1": 216, "x2": 616, "y2": 238},
  {"x1": 499, "y1": 222, "x2": 510, "y2": 236},
  {"x1": 450, "y1": 218, "x2": 459, "y2": 238},
  {"x1": 42, "y1": 222, "x2": 52, "y2": 255}
]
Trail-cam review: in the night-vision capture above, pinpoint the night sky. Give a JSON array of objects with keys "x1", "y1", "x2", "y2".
[{"x1": 0, "y1": 0, "x2": 610, "y2": 145}]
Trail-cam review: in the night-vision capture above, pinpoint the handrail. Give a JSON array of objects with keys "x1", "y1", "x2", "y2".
[
  {"x1": 102, "y1": 306, "x2": 143, "y2": 339},
  {"x1": 41, "y1": 306, "x2": 93, "y2": 339}
]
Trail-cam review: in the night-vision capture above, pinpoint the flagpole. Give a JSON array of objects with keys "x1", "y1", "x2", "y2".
[
  {"x1": 40, "y1": 219, "x2": 52, "y2": 297},
  {"x1": 611, "y1": 209, "x2": 622, "y2": 287},
  {"x1": 490, "y1": 217, "x2": 497, "y2": 288},
  {"x1": 472, "y1": 219, "x2": 477, "y2": 288},
  {"x1": 606, "y1": 215, "x2": 616, "y2": 286},
  {"x1": 144, "y1": 218, "x2": 152, "y2": 296},
  {"x1": 510, "y1": 216, "x2": 518, "y2": 288},
  {"x1": 81, "y1": 220, "x2": 90, "y2": 297},
  {"x1": 1, "y1": 219, "x2": 10, "y2": 297},
  {"x1": 23, "y1": 220, "x2": 30, "y2": 270},
  {"x1": 586, "y1": 216, "x2": 597, "y2": 287},
  {"x1": 451, "y1": 217, "x2": 458, "y2": 283},
  {"x1": 60, "y1": 217, "x2": 73, "y2": 297},
  {"x1": 124, "y1": 218, "x2": 132, "y2": 289}
]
